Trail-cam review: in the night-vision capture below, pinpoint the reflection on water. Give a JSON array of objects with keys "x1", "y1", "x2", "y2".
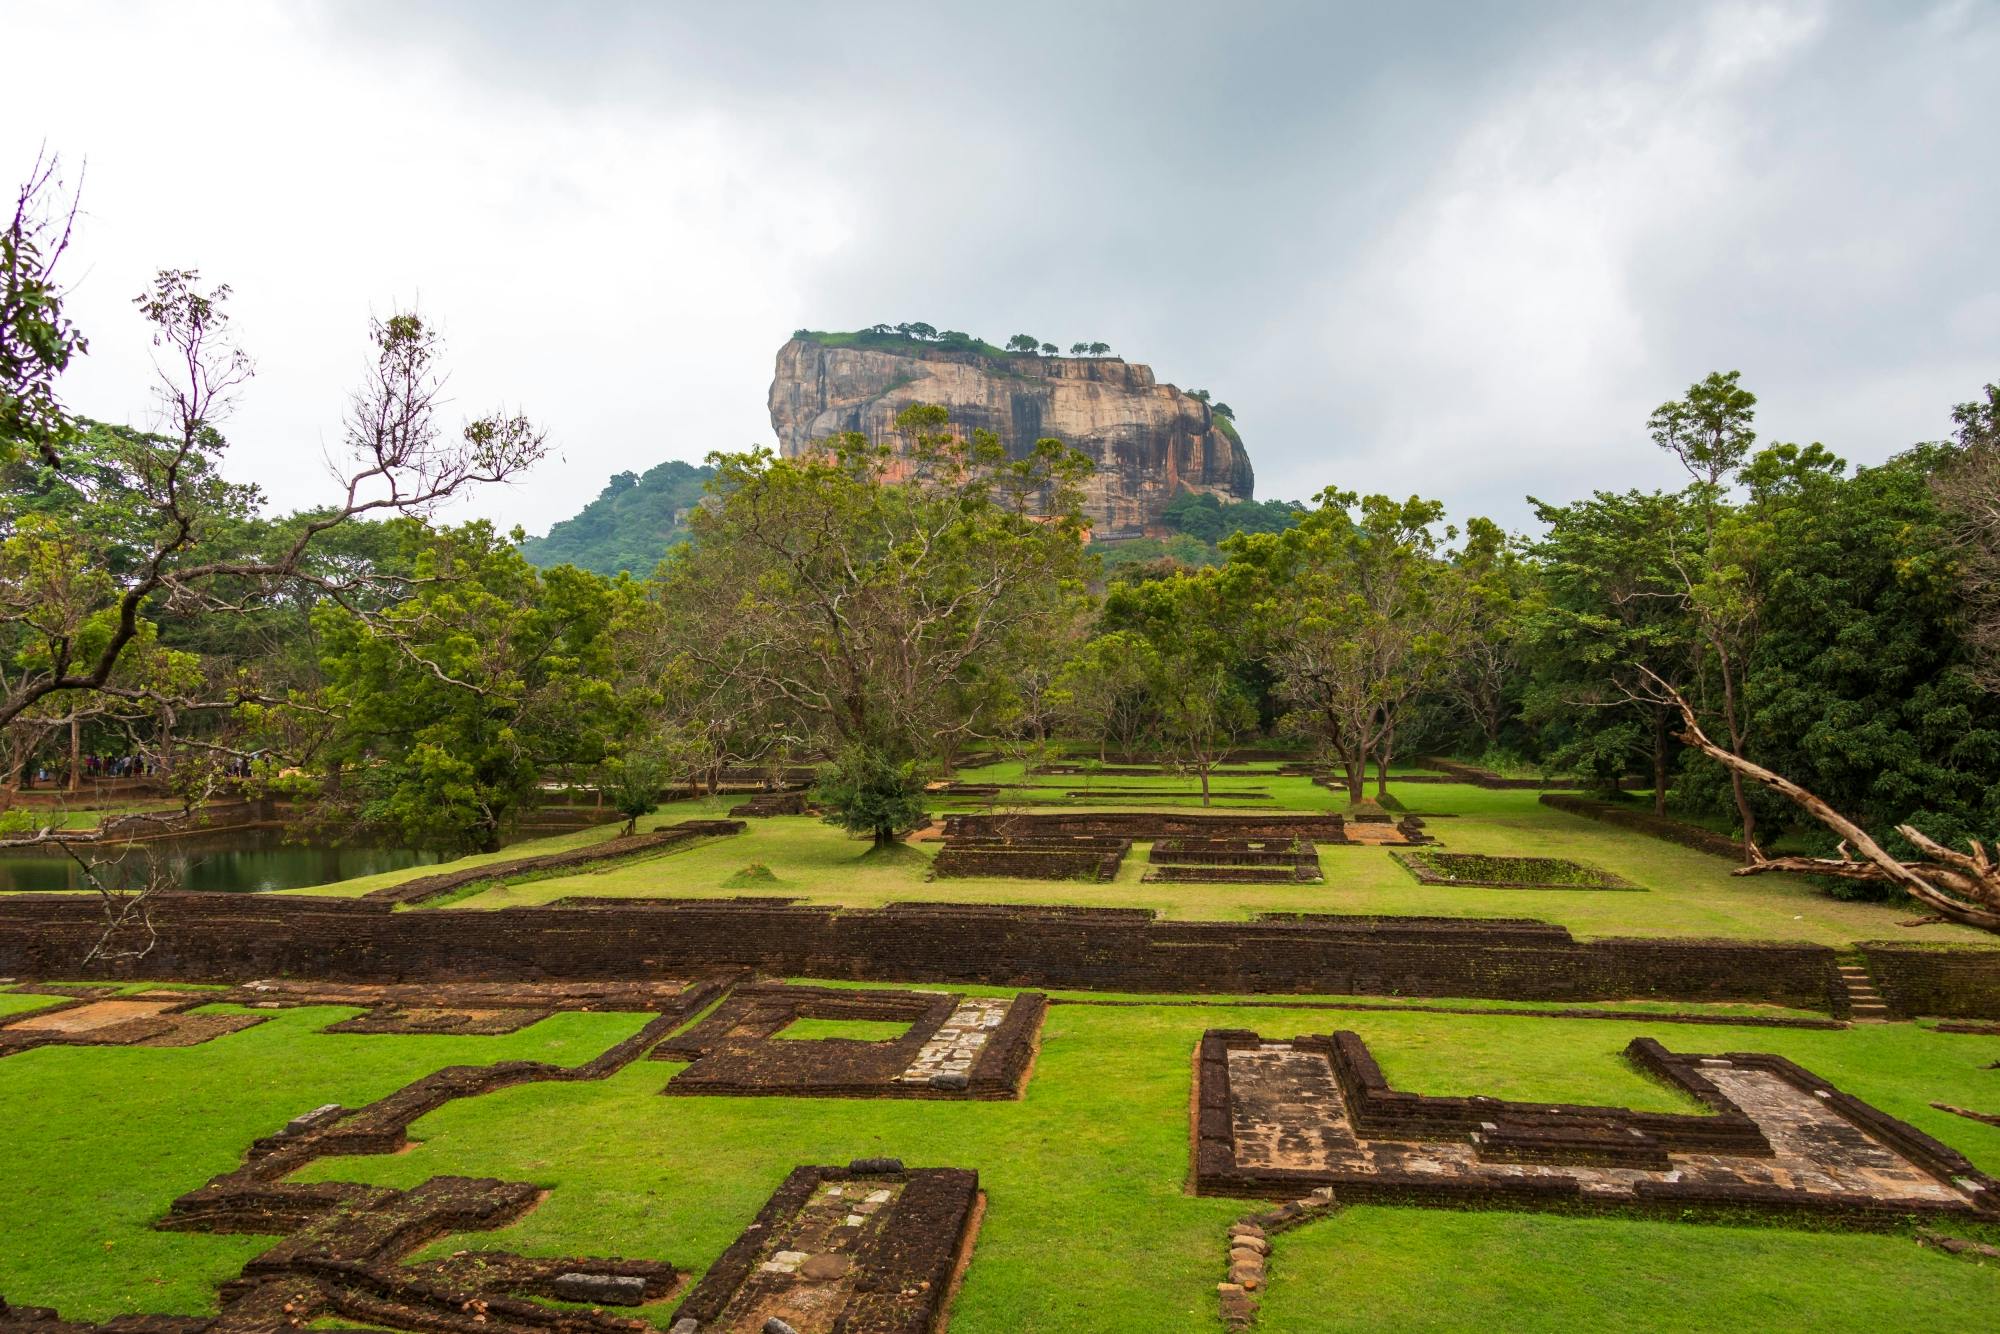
[{"x1": 0, "y1": 826, "x2": 443, "y2": 893}]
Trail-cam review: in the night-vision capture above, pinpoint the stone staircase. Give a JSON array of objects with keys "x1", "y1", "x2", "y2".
[{"x1": 1837, "y1": 961, "x2": 1890, "y2": 1023}]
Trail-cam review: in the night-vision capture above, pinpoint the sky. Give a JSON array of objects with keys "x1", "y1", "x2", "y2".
[{"x1": 6, "y1": 0, "x2": 1998, "y2": 538}]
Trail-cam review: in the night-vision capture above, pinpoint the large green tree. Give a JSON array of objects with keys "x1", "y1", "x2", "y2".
[
  {"x1": 653, "y1": 404, "x2": 1093, "y2": 845},
  {"x1": 315, "y1": 522, "x2": 631, "y2": 854}
]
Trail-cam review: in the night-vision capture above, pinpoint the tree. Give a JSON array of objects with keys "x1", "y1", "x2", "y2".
[
  {"x1": 1188, "y1": 389, "x2": 1211, "y2": 403},
  {"x1": 1212, "y1": 402, "x2": 1235, "y2": 420},
  {"x1": 813, "y1": 745, "x2": 929, "y2": 850},
  {"x1": 1039, "y1": 342, "x2": 1058, "y2": 356},
  {"x1": 1651, "y1": 672, "x2": 2000, "y2": 934},
  {"x1": 1102, "y1": 570, "x2": 1252, "y2": 802},
  {"x1": 1232, "y1": 490, "x2": 1455, "y2": 801},
  {"x1": 1649, "y1": 370, "x2": 1762, "y2": 851},
  {"x1": 602, "y1": 744, "x2": 672, "y2": 836},
  {"x1": 1439, "y1": 516, "x2": 1535, "y2": 752},
  {"x1": 657, "y1": 404, "x2": 1092, "y2": 845},
  {"x1": 1933, "y1": 379, "x2": 2000, "y2": 688},
  {"x1": 1526, "y1": 488, "x2": 1702, "y2": 810},
  {"x1": 1650, "y1": 370, "x2": 1757, "y2": 497},
  {"x1": 0, "y1": 274, "x2": 548, "y2": 740},
  {"x1": 1053, "y1": 630, "x2": 1159, "y2": 761},
  {"x1": 1006, "y1": 334, "x2": 1040, "y2": 354},
  {"x1": 2, "y1": 152, "x2": 86, "y2": 470},
  {"x1": 1068, "y1": 342, "x2": 1089, "y2": 356},
  {"x1": 1088, "y1": 342, "x2": 1111, "y2": 358},
  {"x1": 315, "y1": 523, "x2": 628, "y2": 854}
]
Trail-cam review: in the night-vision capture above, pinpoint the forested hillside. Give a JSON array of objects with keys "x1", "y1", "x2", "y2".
[{"x1": 518, "y1": 460, "x2": 715, "y2": 575}]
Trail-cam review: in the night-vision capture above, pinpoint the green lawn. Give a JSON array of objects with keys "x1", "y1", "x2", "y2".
[
  {"x1": 2, "y1": 993, "x2": 1996, "y2": 1331},
  {"x1": 305, "y1": 768, "x2": 1991, "y2": 946}
]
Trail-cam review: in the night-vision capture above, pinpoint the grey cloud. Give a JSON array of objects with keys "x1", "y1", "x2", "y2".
[{"x1": 9, "y1": 1, "x2": 1997, "y2": 536}]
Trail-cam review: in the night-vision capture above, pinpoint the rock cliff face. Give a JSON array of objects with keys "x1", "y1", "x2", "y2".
[{"x1": 768, "y1": 337, "x2": 1255, "y2": 538}]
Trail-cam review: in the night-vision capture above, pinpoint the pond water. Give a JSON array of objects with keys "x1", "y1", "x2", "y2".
[{"x1": 0, "y1": 826, "x2": 443, "y2": 893}]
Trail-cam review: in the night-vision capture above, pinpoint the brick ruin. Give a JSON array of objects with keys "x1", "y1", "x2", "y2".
[
  {"x1": 1145, "y1": 837, "x2": 1323, "y2": 885},
  {"x1": 1391, "y1": 852, "x2": 1639, "y2": 891},
  {"x1": 671, "y1": 1162, "x2": 981, "y2": 1334},
  {"x1": 0, "y1": 975, "x2": 991, "y2": 1334},
  {"x1": 221, "y1": 977, "x2": 739, "y2": 1036},
  {"x1": 942, "y1": 811, "x2": 1352, "y2": 842},
  {"x1": 0, "y1": 896, "x2": 1871, "y2": 1011},
  {"x1": 1193, "y1": 1028, "x2": 2000, "y2": 1223},
  {"x1": 654, "y1": 983, "x2": 1045, "y2": 1098},
  {"x1": 362, "y1": 820, "x2": 746, "y2": 907},
  {"x1": 0, "y1": 988, "x2": 267, "y2": 1057},
  {"x1": 929, "y1": 833, "x2": 1130, "y2": 882}
]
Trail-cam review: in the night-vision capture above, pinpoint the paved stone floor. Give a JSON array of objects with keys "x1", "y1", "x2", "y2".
[
  {"x1": 1224, "y1": 1041, "x2": 1979, "y2": 1209},
  {"x1": 894, "y1": 997, "x2": 1011, "y2": 1086}
]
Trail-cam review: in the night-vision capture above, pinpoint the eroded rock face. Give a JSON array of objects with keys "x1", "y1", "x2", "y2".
[{"x1": 768, "y1": 337, "x2": 1255, "y2": 538}]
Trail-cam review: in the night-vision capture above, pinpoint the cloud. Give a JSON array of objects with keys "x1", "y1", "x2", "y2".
[{"x1": 4, "y1": 1, "x2": 1996, "y2": 537}]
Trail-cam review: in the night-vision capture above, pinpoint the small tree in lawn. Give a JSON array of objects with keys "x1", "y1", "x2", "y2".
[
  {"x1": 603, "y1": 745, "x2": 674, "y2": 836},
  {"x1": 1156, "y1": 659, "x2": 1253, "y2": 805},
  {"x1": 815, "y1": 744, "x2": 929, "y2": 850}
]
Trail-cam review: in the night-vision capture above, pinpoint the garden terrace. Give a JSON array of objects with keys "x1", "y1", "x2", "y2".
[
  {"x1": 941, "y1": 811, "x2": 1349, "y2": 843},
  {"x1": 218, "y1": 977, "x2": 735, "y2": 1036},
  {"x1": 930, "y1": 835, "x2": 1129, "y2": 882},
  {"x1": 0, "y1": 896, "x2": 1872, "y2": 1008},
  {"x1": 0, "y1": 990, "x2": 267, "y2": 1057},
  {"x1": 1394, "y1": 852, "x2": 1639, "y2": 891},
  {"x1": 671, "y1": 1163, "x2": 981, "y2": 1334},
  {"x1": 1539, "y1": 793, "x2": 1744, "y2": 860},
  {"x1": 653, "y1": 982, "x2": 1045, "y2": 1098},
  {"x1": 1145, "y1": 837, "x2": 1324, "y2": 885},
  {"x1": 727, "y1": 791, "x2": 810, "y2": 817},
  {"x1": 360, "y1": 819, "x2": 745, "y2": 906},
  {"x1": 1195, "y1": 1028, "x2": 2000, "y2": 1222},
  {"x1": 2, "y1": 983, "x2": 1999, "y2": 1329}
]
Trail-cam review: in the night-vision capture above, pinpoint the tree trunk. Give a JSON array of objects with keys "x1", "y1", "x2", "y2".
[
  {"x1": 874, "y1": 824, "x2": 898, "y2": 849},
  {"x1": 68, "y1": 718, "x2": 81, "y2": 794},
  {"x1": 1374, "y1": 751, "x2": 1390, "y2": 801},
  {"x1": 1343, "y1": 750, "x2": 1365, "y2": 803},
  {"x1": 1652, "y1": 707, "x2": 1669, "y2": 816},
  {"x1": 1199, "y1": 765, "x2": 1212, "y2": 806}
]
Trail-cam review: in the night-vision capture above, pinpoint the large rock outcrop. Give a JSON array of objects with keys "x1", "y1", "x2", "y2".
[{"x1": 768, "y1": 336, "x2": 1255, "y2": 538}]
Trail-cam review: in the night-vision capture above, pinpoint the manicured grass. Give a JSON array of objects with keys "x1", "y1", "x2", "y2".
[
  {"x1": 774, "y1": 1017, "x2": 914, "y2": 1042},
  {"x1": 374, "y1": 774, "x2": 1991, "y2": 947},
  {"x1": 4, "y1": 990, "x2": 1996, "y2": 1330},
  {"x1": 0, "y1": 1005, "x2": 647, "y2": 1319}
]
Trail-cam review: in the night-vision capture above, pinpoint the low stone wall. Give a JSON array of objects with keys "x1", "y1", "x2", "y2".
[
  {"x1": 944, "y1": 811, "x2": 1348, "y2": 842},
  {"x1": 1859, "y1": 942, "x2": 2000, "y2": 1019},
  {"x1": 1539, "y1": 793, "x2": 1744, "y2": 860},
  {"x1": 363, "y1": 819, "x2": 745, "y2": 906},
  {"x1": 0, "y1": 895, "x2": 1859, "y2": 1010},
  {"x1": 1415, "y1": 757, "x2": 1589, "y2": 790}
]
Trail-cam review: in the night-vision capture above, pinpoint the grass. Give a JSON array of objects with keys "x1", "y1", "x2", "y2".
[
  {"x1": 3, "y1": 993, "x2": 1996, "y2": 1330},
  {"x1": 1398, "y1": 851, "x2": 1635, "y2": 890},
  {"x1": 319, "y1": 765, "x2": 1993, "y2": 947},
  {"x1": 0, "y1": 1006, "x2": 648, "y2": 1318},
  {"x1": 774, "y1": 1017, "x2": 914, "y2": 1042}
]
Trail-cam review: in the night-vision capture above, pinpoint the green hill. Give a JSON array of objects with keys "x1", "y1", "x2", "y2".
[{"x1": 519, "y1": 460, "x2": 715, "y2": 575}]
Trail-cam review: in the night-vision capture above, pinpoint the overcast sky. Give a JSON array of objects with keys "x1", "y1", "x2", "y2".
[{"x1": 7, "y1": 1, "x2": 1997, "y2": 537}]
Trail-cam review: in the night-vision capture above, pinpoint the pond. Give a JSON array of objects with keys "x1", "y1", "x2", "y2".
[{"x1": 0, "y1": 826, "x2": 444, "y2": 893}]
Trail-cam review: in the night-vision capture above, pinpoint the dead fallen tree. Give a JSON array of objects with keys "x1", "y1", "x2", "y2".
[{"x1": 1645, "y1": 668, "x2": 2000, "y2": 934}]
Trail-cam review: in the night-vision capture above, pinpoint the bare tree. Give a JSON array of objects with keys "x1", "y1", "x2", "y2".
[
  {"x1": 1934, "y1": 381, "x2": 2000, "y2": 689},
  {"x1": 1646, "y1": 669, "x2": 2000, "y2": 933},
  {"x1": 1, "y1": 150, "x2": 86, "y2": 469},
  {"x1": 1, "y1": 284, "x2": 548, "y2": 735}
]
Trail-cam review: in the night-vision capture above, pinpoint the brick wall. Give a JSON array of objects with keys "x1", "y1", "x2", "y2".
[
  {"x1": 1859, "y1": 942, "x2": 2000, "y2": 1018},
  {"x1": 0, "y1": 894, "x2": 1871, "y2": 1010}
]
